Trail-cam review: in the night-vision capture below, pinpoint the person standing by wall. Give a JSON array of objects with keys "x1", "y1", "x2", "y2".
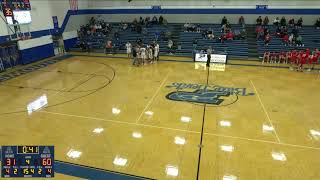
[
  {"x1": 206, "y1": 46, "x2": 213, "y2": 67},
  {"x1": 126, "y1": 42, "x2": 132, "y2": 58}
]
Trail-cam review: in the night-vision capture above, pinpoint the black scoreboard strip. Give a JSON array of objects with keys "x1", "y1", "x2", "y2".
[{"x1": 1, "y1": 0, "x2": 31, "y2": 17}]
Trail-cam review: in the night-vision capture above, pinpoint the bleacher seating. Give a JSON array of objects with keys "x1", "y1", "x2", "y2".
[
  {"x1": 257, "y1": 25, "x2": 320, "y2": 57},
  {"x1": 74, "y1": 21, "x2": 320, "y2": 60}
]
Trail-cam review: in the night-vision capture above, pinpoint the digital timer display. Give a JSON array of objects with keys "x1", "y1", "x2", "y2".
[{"x1": 1, "y1": 146, "x2": 54, "y2": 178}]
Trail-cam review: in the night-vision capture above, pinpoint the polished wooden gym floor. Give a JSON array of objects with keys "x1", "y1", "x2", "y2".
[{"x1": 0, "y1": 53, "x2": 320, "y2": 180}]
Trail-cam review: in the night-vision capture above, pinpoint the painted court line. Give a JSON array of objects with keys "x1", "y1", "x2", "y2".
[
  {"x1": 250, "y1": 79, "x2": 281, "y2": 143},
  {"x1": 204, "y1": 132, "x2": 320, "y2": 151},
  {"x1": 135, "y1": 71, "x2": 170, "y2": 124},
  {"x1": 39, "y1": 110, "x2": 320, "y2": 151},
  {"x1": 39, "y1": 110, "x2": 200, "y2": 134}
]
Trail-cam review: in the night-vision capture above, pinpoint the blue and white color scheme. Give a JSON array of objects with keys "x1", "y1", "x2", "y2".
[
  {"x1": 166, "y1": 82, "x2": 255, "y2": 105},
  {"x1": 17, "y1": 35, "x2": 55, "y2": 64},
  {"x1": 63, "y1": 31, "x2": 78, "y2": 51}
]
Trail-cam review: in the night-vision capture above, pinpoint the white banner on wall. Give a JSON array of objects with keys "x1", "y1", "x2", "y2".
[{"x1": 195, "y1": 53, "x2": 227, "y2": 64}]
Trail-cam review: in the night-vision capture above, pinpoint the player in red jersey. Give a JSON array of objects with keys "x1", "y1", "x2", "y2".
[
  {"x1": 270, "y1": 52, "x2": 277, "y2": 64},
  {"x1": 309, "y1": 48, "x2": 319, "y2": 70},
  {"x1": 262, "y1": 51, "x2": 270, "y2": 64},
  {"x1": 289, "y1": 50, "x2": 297, "y2": 70},
  {"x1": 278, "y1": 51, "x2": 286, "y2": 64},
  {"x1": 285, "y1": 51, "x2": 291, "y2": 64},
  {"x1": 298, "y1": 50, "x2": 307, "y2": 72}
]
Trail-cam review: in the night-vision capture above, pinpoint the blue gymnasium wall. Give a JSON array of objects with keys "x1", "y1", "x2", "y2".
[
  {"x1": 64, "y1": 38, "x2": 78, "y2": 51},
  {"x1": 20, "y1": 43, "x2": 55, "y2": 65}
]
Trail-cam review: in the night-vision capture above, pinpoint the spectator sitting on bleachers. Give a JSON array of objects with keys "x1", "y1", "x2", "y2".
[
  {"x1": 114, "y1": 31, "x2": 120, "y2": 40},
  {"x1": 234, "y1": 29, "x2": 241, "y2": 40},
  {"x1": 256, "y1": 26, "x2": 264, "y2": 40},
  {"x1": 297, "y1": 17, "x2": 303, "y2": 28},
  {"x1": 289, "y1": 33, "x2": 294, "y2": 45},
  {"x1": 159, "y1": 16, "x2": 164, "y2": 25},
  {"x1": 164, "y1": 31, "x2": 172, "y2": 40},
  {"x1": 226, "y1": 31, "x2": 234, "y2": 40},
  {"x1": 263, "y1": 16, "x2": 269, "y2": 26},
  {"x1": 315, "y1": 18, "x2": 320, "y2": 29},
  {"x1": 280, "y1": 16, "x2": 287, "y2": 27},
  {"x1": 273, "y1": 17, "x2": 280, "y2": 26},
  {"x1": 89, "y1": 17, "x2": 95, "y2": 25},
  {"x1": 207, "y1": 30, "x2": 215, "y2": 40},
  {"x1": 264, "y1": 33, "x2": 271, "y2": 46},
  {"x1": 221, "y1": 16, "x2": 228, "y2": 26},
  {"x1": 168, "y1": 39, "x2": 173, "y2": 54},
  {"x1": 136, "y1": 24, "x2": 142, "y2": 34},
  {"x1": 256, "y1": 16, "x2": 263, "y2": 26},
  {"x1": 192, "y1": 39, "x2": 198, "y2": 49},
  {"x1": 296, "y1": 35, "x2": 303, "y2": 46},
  {"x1": 163, "y1": 18, "x2": 168, "y2": 26},
  {"x1": 288, "y1": 18, "x2": 295, "y2": 27},
  {"x1": 239, "y1": 16, "x2": 245, "y2": 27},
  {"x1": 282, "y1": 33, "x2": 289, "y2": 46},
  {"x1": 240, "y1": 29, "x2": 247, "y2": 39},
  {"x1": 120, "y1": 21, "x2": 128, "y2": 31},
  {"x1": 196, "y1": 24, "x2": 201, "y2": 33},
  {"x1": 152, "y1": 16, "x2": 158, "y2": 24},
  {"x1": 291, "y1": 26, "x2": 299, "y2": 37},
  {"x1": 145, "y1": 17, "x2": 151, "y2": 27},
  {"x1": 139, "y1": 17, "x2": 144, "y2": 25},
  {"x1": 219, "y1": 33, "x2": 227, "y2": 43}
]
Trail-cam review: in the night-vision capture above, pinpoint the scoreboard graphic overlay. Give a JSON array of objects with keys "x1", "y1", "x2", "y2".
[
  {"x1": 1, "y1": 0, "x2": 31, "y2": 17},
  {"x1": 1, "y1": 146, "x2": 54, "y2": 178}
]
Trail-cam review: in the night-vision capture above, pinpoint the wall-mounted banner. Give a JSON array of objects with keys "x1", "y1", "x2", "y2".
[{"x1": 256, "y1": 5, "x2": 268, "y2": 10}]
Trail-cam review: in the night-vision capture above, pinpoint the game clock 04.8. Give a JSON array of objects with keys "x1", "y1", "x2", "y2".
[{"x1": 1, "y1": 146, "x2": 54, "y2": 178}]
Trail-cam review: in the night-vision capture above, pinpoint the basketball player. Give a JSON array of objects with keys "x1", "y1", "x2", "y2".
[
  {"x1": 206, "y1": 46, "x2": 213, "y2": 67},
  {"x1": 262, "y1": 51, "x2": 270, "y2": 64},
  {"x1": 298, "y1": 50, "x2": 307, "y2": 72},
  {"x1": 270, "y1": 52, "x2": 277, "y2": 64},
  {"x1": 148, "y1": 44, "x2": 154, "y2": 63},
  {"x1": 126, "y1": 42, "x2": 132, "y2": 58},
  {"x1": 278, "y1": 51, "x2": 286, "y2": 64},
  {"x1": 154, "y1": 43, "x2": 159, "y2": 61},
  {"x1": 140, "y1": 45, "x2": 146, "y2": 65}
]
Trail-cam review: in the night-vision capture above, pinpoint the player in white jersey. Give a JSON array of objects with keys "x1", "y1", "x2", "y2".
[
  {"x1": 140, "y1": 46, "x2": 146, "y2": 65},
  {"x1": 148, "y1": 45, "x2": 154, "y2": 63},
  {"x1": 154, "y1": 43, "x2": 159, "y2": 61},
  {"x1": 126, "y1": 42, "x2": 132, "y2": 58}
]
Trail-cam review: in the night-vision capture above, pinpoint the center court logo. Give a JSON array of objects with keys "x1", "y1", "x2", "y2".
[{"x1": 165, "y1": 82, "x2": 255, "y2": 105}]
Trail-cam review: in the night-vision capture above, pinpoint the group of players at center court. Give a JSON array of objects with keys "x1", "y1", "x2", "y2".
[
  {"x1": 125, "y1": 42, "x2": 160, "y2": 66},
  {"x1": 263, "y1": 48, "x2": 320, "y2": 71}
]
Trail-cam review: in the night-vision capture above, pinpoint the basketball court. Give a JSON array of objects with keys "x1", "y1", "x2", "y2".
[{"x1": 0, "y1": 53, "x2": 319, "y2": 179}]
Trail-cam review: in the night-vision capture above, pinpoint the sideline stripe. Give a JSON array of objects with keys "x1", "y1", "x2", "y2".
[{"x1": 55, "y1": 160, "x2": 154, "y2": 180}]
